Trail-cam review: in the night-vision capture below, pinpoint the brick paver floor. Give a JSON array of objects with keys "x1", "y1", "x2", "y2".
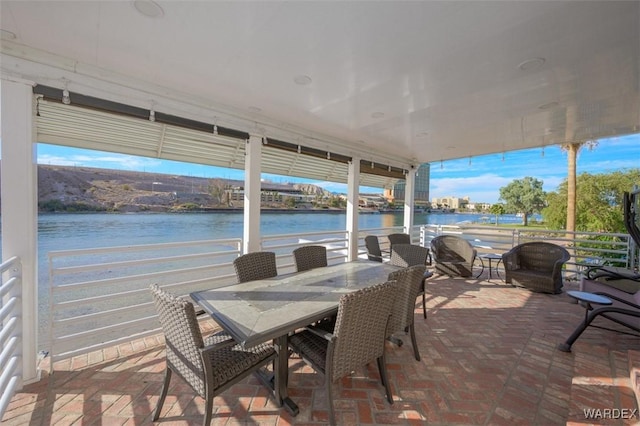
[{"x1": 4, "y1": 273, "x2": 640, "y2": 425}]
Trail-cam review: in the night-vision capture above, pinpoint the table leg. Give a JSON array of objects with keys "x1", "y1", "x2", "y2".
[
  {"x1": 273, "y1": 335, "x2": 299, "y2": 416},
  {"x1": 487, "y1": 259, "x2": 493, "y2": 280},
  {"x1": 475, "y1": 257, "x2": 485, "y2": 278}
]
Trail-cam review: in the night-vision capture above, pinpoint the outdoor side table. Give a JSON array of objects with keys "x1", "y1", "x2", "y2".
[
  {"x1": 476, "y1": 253, "x2": 503, "y2": 280},
  {"x1": 566, "y1": 290, "x2": 613, "y2": 322}
]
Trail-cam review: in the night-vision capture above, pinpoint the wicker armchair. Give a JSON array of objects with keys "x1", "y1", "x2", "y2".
[
  {"x1": 390, "y1": 244, "x2": 433, "y2": 319},
  {"x1": 502, "y1": 242, "x2": 570, "y2": 294},
  {"x1": 293, "y1": 245, "x2": 328, "y2": 272},
  {"x1": 387, "y1": 265, "x2": 427, "y2": 361},
  {"x1": 233, "y1": 251, "x2": 278, "y2": 283},
  {"x1": 364, "y1": 235, "x2": 384, "y2": 262},
  {"x1": 430, "y1": 235, "x2": 477, "y2": 277},
  {"x1": 288, "y1": 280, "x2": 397, "y2": 425},
  {"x1": 149, "y1": 284, "x2": 277, "y2": 425}
]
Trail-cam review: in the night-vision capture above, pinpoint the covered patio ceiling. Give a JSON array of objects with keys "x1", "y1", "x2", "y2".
[{"x1": 1, "y1": 1, "x2": 638, "y2": 187}]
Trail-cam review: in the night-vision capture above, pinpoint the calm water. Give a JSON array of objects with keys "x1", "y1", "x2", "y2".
[{"x1": 5, "y1": 211, "x2": 528, "y2": 348}]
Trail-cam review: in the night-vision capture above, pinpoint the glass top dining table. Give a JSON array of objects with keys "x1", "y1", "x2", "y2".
[{"x1": 190, "y1": 260, "x2": 400, "y2": 415}]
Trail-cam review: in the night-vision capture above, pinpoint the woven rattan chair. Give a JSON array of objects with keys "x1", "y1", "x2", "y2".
[
  {"x1": 387, "y1": 265, "x2": 427, "y2": 360},
  {"x1": 149, "y1": 284, "x2": 277, "y2": 425},
  {"x1": 390, "y1": 243, "x2": 433, "y2": 319},
  {"x1": 364, "y1": 235, "x2": 384, "y2": 262},
  {"x1": 233, "y1": 251, "x2": 278, "y2": 283},
  {"x1": 388, "y1": 233, "x2": 411, "y2": 251},
  {"x1": 430, "y1": 235, "x2": 477, "y2": 277},
  {"x1": 288, "y1": 280, "x2": 397, "y2": 425},
  {"x1": 293, "y1": 245, "x2": 328, "y2": 272},
  {"x1": 502, "y1": 242, "x2": 570, "y2": 294}
]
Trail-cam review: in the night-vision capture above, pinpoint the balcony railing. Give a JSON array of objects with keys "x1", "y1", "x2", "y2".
[
  {"x1": 0, "y1": 256, "x2": 22, "y2": 419},
  {"x1": 45, "y1": 225, "x2": 637, "y2": 368}
]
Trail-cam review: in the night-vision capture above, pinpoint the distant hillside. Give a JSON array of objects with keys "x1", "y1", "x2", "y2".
[{"x1": 0, "y1": 163, "x2": 331, "y2": 213}]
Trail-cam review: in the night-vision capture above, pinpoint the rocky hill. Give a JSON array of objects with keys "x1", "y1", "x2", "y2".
[{"x1": 0, "y1": 163, "x2": 331, "y2": 213}]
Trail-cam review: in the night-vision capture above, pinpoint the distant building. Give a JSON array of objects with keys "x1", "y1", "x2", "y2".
[{"x1": 384, "y1": 163, "x2": 430, "y2": 207}]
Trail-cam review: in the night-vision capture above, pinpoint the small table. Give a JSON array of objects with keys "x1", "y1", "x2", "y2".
[
  {"x1": 567, "y1": 290, "x2": 613, "y2": 322},
  {"x1": 477, "y1": 253, "x2": 503, "y2": 280}
]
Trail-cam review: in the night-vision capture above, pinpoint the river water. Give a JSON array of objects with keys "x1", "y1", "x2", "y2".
[{"x1": 6, "y1": 211, "x2": 529, "y2": 348}]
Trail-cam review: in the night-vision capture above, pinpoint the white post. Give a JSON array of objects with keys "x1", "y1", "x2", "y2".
[
  {"x1": 346, "y1": 159, "x2": 360, "y2": 261},
  {"x1": 1, "y1": 77, "x2": 38, "y2": 385},
  {"x1": 243, "y1": 135, "x2": 262, "y2": 254},
  {"x1": 403, "y1": 168, "x2": 416, "y2": 235}
]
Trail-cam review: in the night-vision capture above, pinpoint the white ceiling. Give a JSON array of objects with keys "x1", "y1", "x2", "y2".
[{"x1": 1, "y1": 1, "x2": 639, "y2": 168}]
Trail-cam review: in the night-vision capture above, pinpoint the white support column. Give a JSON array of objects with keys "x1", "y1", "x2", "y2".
[
  {"x1": 243, "y1": 135, "x2": 262, "y2": 254},
  {"x1": 346, "y1": 159, "x2": 360, "y2": 261},
  {"x1": 1, "y1": 77, "x2": 38, "y2": 385},
  {"x1": 403, "y1": 168, "x2": 416, "y2": 234}
]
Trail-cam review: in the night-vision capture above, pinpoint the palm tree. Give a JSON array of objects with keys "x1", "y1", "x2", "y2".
[{"x1": 561, "y1": 140, "x2": 597, "y2": 235}]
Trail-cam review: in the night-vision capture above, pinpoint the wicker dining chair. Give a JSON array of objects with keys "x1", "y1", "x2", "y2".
[
  {"x1": 390, "y1": 244, "x2": 433, "y2": 319},
  {"x1": 149, "y1": 284, "x2": 277, "y2": 426},
  {"x1": 288, "y1": 280, "x2": 397, "y2": 426},
  {"x1": 387, "y1": 233, "x2": 411, "y2": 251},
  {"x1": 364, "y1": 235, "x2": 384, "y2": 262},
  {"x1": 293, "y1": 245, "x2": 328, "y2": 272},
  {"x1": 387, "y1": 264, "x2": 427, "y2": 361},
  {"x1": 233, "y1": 251, "x2": 278, "y2": 283}
]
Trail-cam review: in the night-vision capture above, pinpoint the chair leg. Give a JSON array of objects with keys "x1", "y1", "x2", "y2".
[
  {"x1": 409, "y1": 324, "x2": 420, "y2": 361},
  {"x1": 376, "y1": 355, "x2": 393, "y2": 404},
  {"x1": 203, "y1": 391, "x2": 214, "y2": 426},
  {"x1": 422, "y1": 291, "x2": 427, "y2": 319},
  {"x1": 326, "y1": 379, "x2": 336, "y2": 426},
  {"x1": 153, "y1": 367, "x2": 172, "y2": 421}
]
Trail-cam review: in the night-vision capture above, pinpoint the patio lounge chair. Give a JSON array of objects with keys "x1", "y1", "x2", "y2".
[
  {"x1": 430, "y1": 235, "x2": 477, "y2": 277},
  {"x1": 388, "y1": 233, "x2": 411, "y2": 251},
  {"x1": 502, "y1": 242, "x2": 570, "y2": 294},
  {"x1": 149, "y1": 284, "x2": 277, "y2": 425}
]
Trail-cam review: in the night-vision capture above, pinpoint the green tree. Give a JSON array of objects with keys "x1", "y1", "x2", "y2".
[
  {"x1": 488, "y1": 203, "x2": 505, "y2": 225},
  {"x1": 499, "y1": 177, "x2": 545, "y2": 226},
  {"x1": 542, "y1": 169, "x2": 640, "y2": 233}
]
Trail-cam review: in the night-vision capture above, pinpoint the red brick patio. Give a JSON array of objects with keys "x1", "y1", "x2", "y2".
[{"x1": 3, "y1": 273, "x2": 640, "y2": 425}]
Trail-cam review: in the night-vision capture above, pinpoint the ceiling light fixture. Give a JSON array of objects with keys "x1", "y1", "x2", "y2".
[
  {"x1": 371, "y1": 112, "x2": 385, "y2": 119},
  {"x1": 517, "y1": 57, "x2": 545, "y2": 71},
  {"x1": 538, "y1": 101, "x2": 559, "y2": 110},
  {"x1": 327, "y1": 152, "x2": 331, "y2": 160},
  {"x1": 149, "y1": 101, "x2": 156, "y2": 122},
  {"x1": 293, "y1": 75, "x2": 312, "y2": 86},
  {"x1": 133, "y1": 0, "x2": 164, "y2": 18},
  {"x1": 0, "y1": 29, "x2": 17, "y2": 40},
  {"x1": 440, "y1": 160, "x2": 443, "y2": 170},
  {"x1": 371, "y1": 161, "x2": 375, "y2": 169},
  {"x1": 541, "y1": 146, "x2": 545, "y2": 157},
  {"x1": 297, "y1": 145, "x2": 301, "y2": 154},
  {"x1": 61, "y1": 79, "x2": 71, "y2": 105},
  {"x1": 468, "y1": 157, "x2": 472, "y2": 166},
  {"x1": 388, "y1": 165, "x2": 391, "y2": 172}
]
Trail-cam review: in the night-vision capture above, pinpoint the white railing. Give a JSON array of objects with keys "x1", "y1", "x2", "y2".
[
  {"x1": 45, "y1": 224, "x2": 637, "y2": 368},
  {"x1": 0, "y1": 256, "x2": 22, "y2": 419},
  {"x1": 420, "y1": 224, "x2": 637, "y2": 279},
  {"x1": 47, "y1": 239, "x2": 241, "y2": 367}
]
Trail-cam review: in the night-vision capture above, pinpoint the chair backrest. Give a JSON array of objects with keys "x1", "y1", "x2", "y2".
[
  {"x1": 388, "y1": 233, "x2": 411, "y2": 249},
  {"x1": 430, "y1": 235, "x2": 475, "y2": 262},
  {"x1": 149, "y1": 284, "x2": 206, "y2": 397},
  {"x1": 387, "y1": 265, "x2": 427, "y2": 334},
  {"x1": 512, "y1": 242, "x2": 570, "y2": 272},
  {"x1": 233, "y1": 251, "x2": 278, "y2": 283},
  {"x1": 330, "y1": 280, "x2": 396, "y2": 381},
  {"x1": 364, "y1": 235, "x2": 383, "y2": 262},
  {"x1": 390, "y1": 244, "x2": 428, "y2": 267},
  {"x1": 293, "y1": 245, "x2": 328, "y2": 272}
]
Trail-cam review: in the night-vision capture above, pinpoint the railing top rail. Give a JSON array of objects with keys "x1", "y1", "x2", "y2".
[
  {"x1": 260, "y1": 229, "x2": 349, "y2": 241},
  {"x1": 0, "y1": 256, "x2": 20, "y2": 273},
  {"x1": 47, "y1": 238, "x2": 242, "y2": 258}
]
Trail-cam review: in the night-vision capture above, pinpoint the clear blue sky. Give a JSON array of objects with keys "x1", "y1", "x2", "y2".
[{"x1": 35, "y1": 133, "x2": 639, "y2": 204}]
